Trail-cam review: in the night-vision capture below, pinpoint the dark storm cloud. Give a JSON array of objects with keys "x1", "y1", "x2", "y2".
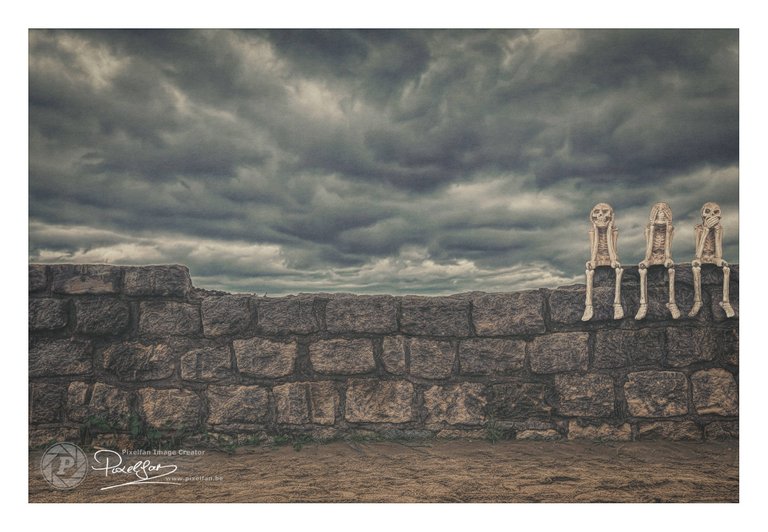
[{"x1": 29, "y1": 29, "x2": 739, "y2": 294}]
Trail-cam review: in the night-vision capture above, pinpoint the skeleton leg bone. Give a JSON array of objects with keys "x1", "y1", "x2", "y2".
[
  {"x1": 635, "y1": 266, "x2": 648, "y2": 320},
  {"x1": 666, "y1": 267, "x2": 681, "y2": 319},
  {"x1": 720, "y1": 265, "x2": 736, "y2": 318},
  {"x1": 613, "y1": 267, "x2": 624, "y2": 319},
  {"x1": 582, "y1": 268, "x2": 594, "y2": 321},
  {"x1": 689, "y1": 265, "x2": 703, "y2": 317}
]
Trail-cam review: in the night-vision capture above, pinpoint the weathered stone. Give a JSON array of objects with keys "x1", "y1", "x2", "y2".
[
  {"x1": 29, "y1": 264, "x2": 47, "y2": 292},
  {"x1": 459, "y1": 338, "x2": 525, "y2": 375},
  {"x1": 325, "y1": 295, "x2": 397, "y2": 334},
  {"x1": 51, "y1": 264, "x2": 121, "y2": 295},
  {"x1": 274, "y1": 381, "x2": 337, "y2": 425},
  {"x1": 549, "y1": 285, "x2": 622, "y2": 324},
  {"x1": 710, "y1": 287, "x2": 739, "y2": 321},
  {"x1": 234, "y1": 337, "x2": 296, "y2": 378},
  {"x1": 529, "y1": 332, "x2": 589, "y2": 374},
  {"x1": 139, "y1": 388, "x2": 201, "y2": 429},
  {"x1": 400, "y1": 296, "x2": 470, "y2": 336},
  {"x1": 722, "y1": 328, "x2": 738, "y2": 366},
  {"x1": 488, "y1": 383, "x2": 555, "y2": 418},
  {"x1": 665, "y1": 328, "x2": 717, "y2": 367},
  {"x1": 207, "y1": 385, "x2": 270, "y2": 425},
  {"x1": 29, "y1": 427, "x2": 81, "y2": 448},
  {"x1": 516, "y1": 429, "x2": 561, "y2": 440},
  {"x1": 705, "y1": 421, "x2": 738, "y2": 440},
  {"x1": 345, "y1": 380, "x2": 414, "y2": 423},
  {"x1": 424, "y1": 383, "x2": 486, "y2": 426},
  {"x1": 139, "y1": 301, "x2": 201, "y2": 336},
  {"x1": 29, "y1": 338, "x2": 92, "y2": 377},
  {"x1": 123, "y1": 265, "x2": 192, "y2": 297},
  {"x1": 691, "y1": 368, "x2": 738, "y2": 416},
  {"x1": 593, "y1": 328, "x2": 663, "y2": 368},
  {"x1": 436, "y1": 429, "x2": 487, "y2": 440},
  {"x1": 381, "y1": 336, "x2": 406, "y2": 375},
  {"x1": 309, "y1": 338, "x2": 375, "y2": 375},
  {"x1": 624, "y1": 279, "x2": 699, "y2": 322},
  {"x1": 30, "y1": 383, "x2": 66, "y2": 424},
  {"x1": 201, "y1": 296, "x2": 252, "y2": 337},
  {"x1": 102, "y1": 342, "x2": 175, "y2": 381},
  {"x1": 257, "y1": 296, "x2": 317, "y2": 334},
  {"x1": 74, "y1": 298, "x2": 130, "y2": 335},
  {"x1": 555, "y1": 374, "x2": 615, "y2": 416},
  {"x1": 68, "y1": 383, "x2": 132, "y2": 430},
  {"x1": 29, "y1": 298, "x2": 68, "y2": 330},
  {"x1": 637, "y1": 421, "x2": 701, "y2": 441},
  {"x1": 180, "y1": 345, "x2": 232, "y2": 382},
  {"x1": 472, "y1": 291, "x2": 546, "y2": 335},
  {"x1": 409, "y1": 338, "x2": 455, "y2": 379},
  {"x1": 567, "y1": 421, "x2": 632, "y2": 441},
  {"x1": 624, "y1": 371, "x2": 688, "y2": 417}
]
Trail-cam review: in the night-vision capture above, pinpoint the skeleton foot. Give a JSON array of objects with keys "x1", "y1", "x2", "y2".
[
  {"x1": 688, "y1": 301, "x2": 702, "y2": 318},
  {"x1": 613, "y1": 303, "x2": 624, "y2": 320},
  {"x1": 581, "y1": 305, "x2": 594, "y2": 322},
  {"x1": 666, "y1": 302, "x2": 681, "y2": 319},
  {"x1": 635, "y1": 303, "x2": 647, "y2": 321},
  {"x1": 719, "y1": 301, "x2": 736, "y2": 318}
]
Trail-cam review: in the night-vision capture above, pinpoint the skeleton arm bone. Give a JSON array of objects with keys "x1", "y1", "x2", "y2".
[
  {"x1": 607, "y1": 222, "x2": 620, "y2": 267},
  {"x1": 664, "y1": 224, "x2": 674, "y2": 267},
  {"x1": 640, "y1": 224, "x2": 652, "y2": 267},
  {"x1": 586, "y1": 225, "x2": 597, "y2": 269},
  {"x1": 715, "y1": 225, "x2": 725, "y2": 266},
  {"x1": 693, "y1": 224, "x2": 708, "y2": 265}
]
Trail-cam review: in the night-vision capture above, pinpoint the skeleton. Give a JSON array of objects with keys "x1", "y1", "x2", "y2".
[
  {"x1": 689, "y1": 202, "x2": 736, "y2": 318},
  {"x1": 582, "y1": 203, "x2": 624, "y2": 321},
  {"x1": 635, "y1": 202, "x2": 681, "y2": 320}
]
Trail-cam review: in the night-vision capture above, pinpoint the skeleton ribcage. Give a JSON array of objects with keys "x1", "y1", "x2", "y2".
[
  {"x1": 701, "y1": 231, "x2": 716, "y2": 262},
  {"x1": 595, "y1": 233, "x2": 611, "y2": 265},
  {"x1": 650, "y1": 226, "x2": 667, "y2": 264}
]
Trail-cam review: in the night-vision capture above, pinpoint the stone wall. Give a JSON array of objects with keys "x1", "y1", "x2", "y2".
[{"x1": 28, "y1": 263, "x2": 738, "y2": 448}]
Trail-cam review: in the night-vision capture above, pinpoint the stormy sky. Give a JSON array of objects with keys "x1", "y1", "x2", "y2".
[{"x1": 28, "y1": 29, "x2": 739, "y2": 295}]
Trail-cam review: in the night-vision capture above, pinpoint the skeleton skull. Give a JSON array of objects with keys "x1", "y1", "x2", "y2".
[
  {"x1": 590, "y1": 203, "x2": 614, "y2": 228},
  {"x1": 701, "y1": 201, "x2": 721, "y2": 226},
  {"x1": 650, "y1": 202, "x2": 672, "y2": 224}
]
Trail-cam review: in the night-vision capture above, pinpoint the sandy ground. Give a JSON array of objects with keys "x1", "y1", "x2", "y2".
[{"x1": 29, "y1": 440, "x2": 738, "y2": 503}]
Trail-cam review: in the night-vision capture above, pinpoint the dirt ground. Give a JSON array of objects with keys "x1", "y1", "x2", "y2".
[{"x1": 29, "y1": 440, "x2": 738, "y2": 503}]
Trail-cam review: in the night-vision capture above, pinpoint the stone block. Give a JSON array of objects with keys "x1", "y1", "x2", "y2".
[
  {"x1": 624, "y1": 371, "x2": 688, "y2": 417},
  {"x1": 409, "y1": 338, "x2": 455, "y2": 379},
  {"x1": 549, "y1": 284, "x2": 623, "y2": 324},
  {"x1": 29, "y1": 427, "x2": 81, "y2": 448},
  {"x1": 593, "y1": 328, "x2": 663, "y2": 368},
  {"x1": 567, "y1": 421, "x2": 632, "y2": 441},
  {"x1": 381, "y1": 336, "x2": 406, "y2": 375},
  {"x1": 309, "y1": 338, "x2": 375, "y2": 375},
  {"x1": 201, "y1": 295, "x2": 253, "y2": 337},
  {"x1": 487, "y1": 383, "x2": 555, "y2": 418},
  {"x1": 51, "y1": 264, "x2": 121, "y2": 295},
  {"x1": 555, "y1": 374, "x2": 615, "y2": 416},
  {"x1": 102, "y1": 341, "x2": 175, "y2": 381},
  {"x1": 345, "y1": 380, "x2": 414, "y2": 423},
  {"x1": 665, "y1": 328, "x2": 717, "y2": 367},
  {"x1": 234, "y1": 337, "x2": 296, "y2": 378},
  {"x1": 29, "y1": 338, "x2": 92, "y2": 377},
  {"x1": 123, "y1": 265, "x2": 192, "y2": 297},
  {"x1": 274, "y1": 381, "x2": 337, "y2": 425},
  {"x1": 139, "y1": 301, "x2": 201, "y2": 336},
  {"x1": 705, "y1": 421, "x2": 738, "y2": 440},
  {"x1": 516, "y1": 429, "x2": 561, "y2": 441},
  {"x1": 637, "y1": 421, "x2": 702, "y2": 441},
  {"x1": 424, "y1": 383, "x2": 486, "y2": 425},
  {"x1": 30, "y1": 383, "x2": 66, "y2": 424},
  {"x1": 29, "y1": 298, "x2": 68, "y2": 330},
  {"x1": 691, "y1": 368, "x2": 738, "y2": 416},
  {"x1": 710, "y1": 287, "x2": 739, "y2": 321},
  {"x1": 67, "y1": 382, "x2": 132, "y2": 430},
  {"x1": 139, "y1": 388, "x2": 201, "y2": 429},
  {"x1": 471, "y1": 291, "x2": 546, "y2": 335},
  {"x1": 257, "y1": 296, "x2": 317, "y2": 334},
  {"x1": 180, "y1": 345, "x2": 232, "y2": 382},
  {"x1": 29, "y1": 264, "x2": 47, "y2": 292},
  {"x1": 400, "y1": 296, "x2": 470, "y2": 336},
  {"x1": 74, "y1": 298, "x2": 130, "y2": 335},
  {"x1": 623, "y1": 278, "x2": 699, "y2": 322},
  {"x1": 529, "y1": 332, "x2": 589, "y2": 374},
  {"x1": 325, "y1": 295, "x2": 397, "y2": 334},
  {"x1": 459, "y1": 338, "x2": 525, "y2": 375},
  {"x1": 722, "y1": 328, "x2": 738, "y2": 366},
  {"x1": 207, "y1": 385, "x2": 270, "y2": 425}
]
